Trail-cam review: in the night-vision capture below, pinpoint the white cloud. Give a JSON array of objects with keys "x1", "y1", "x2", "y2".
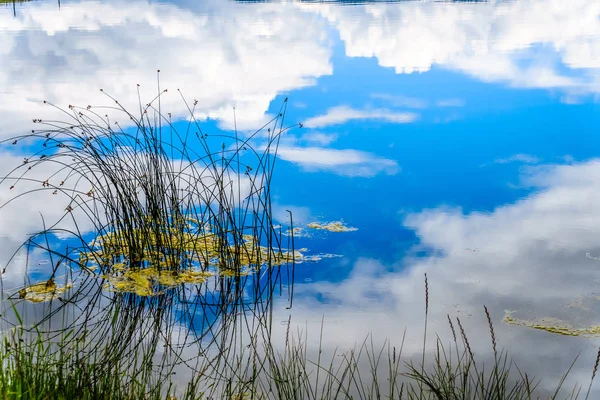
[
  {"x1": 302, "y1": 0, "x2": 600, "y2": 95},
  {"x1": 303, "y1": 106, "x2": 418, "y2": 128},
  {"x1": 276, "y1": 145, "x2": 398, "y2": 176},
  {"x1": 0, "y1": 0, "x2": 332, "y2": 138}
]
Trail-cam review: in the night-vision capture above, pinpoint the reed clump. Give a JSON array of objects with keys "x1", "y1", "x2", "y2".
[{"x1": 0, "y1": 78, "x2": 298, "y2": 398}]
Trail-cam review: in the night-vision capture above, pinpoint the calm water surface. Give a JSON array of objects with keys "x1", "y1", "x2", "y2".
[{"x1": 2, "y1": 0, "x2": 600, "y2": 395}]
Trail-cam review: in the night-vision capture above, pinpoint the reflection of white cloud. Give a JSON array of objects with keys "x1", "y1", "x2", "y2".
[
  {"x1": 0, "y1": 151, "x2": 99, "y2": 289},
  {"x1": 304, "y1": 0, "x2": 600, "y2": 94},
  {"x1": 0, "y1": 0, "x2": 332, "y2": 137},
  {"x1": 300, "y1": 131, "x2": 338, "y2": 146},
  {"x1": 493, "y1": 153, "x2": 540, "y2": 164},
  {"x1": 273, "y1": 127, "x2": 396, "y2": 177},
  {"x1": 436, "y1": 98, "x2": 465, "y2": 107},
  {"x1": 272, "y1": 203, "x2": 312, "y2": 225},
  {"x1": 370, "y1": 93, "x2": 428, "y2": 109},
  {"x1": 0, "y1": 152, "x2": 96, "y2": 242},
  {"x1": 277, "y1": 145, "x2": 398, "y2": 176},
  {"x1": 371, "y1": 94, "x2": 465, "y2": 109},
  {"x1": 303, "y1": 106, "x2": 418, "y2": 128},
  {"x1": 273, "y1": 159, "x2": 600, "y2": 396}
]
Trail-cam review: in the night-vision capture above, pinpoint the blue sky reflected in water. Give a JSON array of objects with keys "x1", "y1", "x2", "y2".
[{"x1": 2, "y1": 0, "x2": 600, "y2": 393}]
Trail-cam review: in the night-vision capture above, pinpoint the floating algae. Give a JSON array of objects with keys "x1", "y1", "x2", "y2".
[
  {"x1": 503, "y1": 311, "x2": 600, "y2": 337},
  {"x1": 307, "y1": 221, "x2": 357, "y2": 233},
  {"x1": 102, "y1": 267, "x2": 214, "y2": 296},
  {"x1": 79, "y1": 217, "x2": 312, "y2": 296},
  {"x1": 97, "y1": 245, "x2": 306, "y2": 296},
  {"x1": 299, "y1": 253, "x2": 343, "y2": 263},
  {"x1": 18, "y1": 278, "x2": 72, "y2": 303}
]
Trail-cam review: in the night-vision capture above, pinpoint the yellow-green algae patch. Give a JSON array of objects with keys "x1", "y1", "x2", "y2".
[
  {"x1": 307, "y1": 221, "x2": 357, "y2": 233},
  {"x1": 102, "y1": 267, "x2": 214, "y2": 297},
  {"x1": 503, "y1": 311, "x2": 600, "y2": 337},
  {"x1": 79, "y1": 218, "x2": 310, "y2": 296},
  {"x1": 18, "y1": 279, "x2": 72, "y2": 303}
]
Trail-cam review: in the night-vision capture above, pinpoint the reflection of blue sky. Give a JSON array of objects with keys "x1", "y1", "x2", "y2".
[{"x1": 3, "y1": 0, "x2": 600, "y2": 393}]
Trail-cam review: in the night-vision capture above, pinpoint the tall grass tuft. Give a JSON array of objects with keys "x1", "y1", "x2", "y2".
[{"x1": 584, "y1": 347, "x2": 600, "y2": 400}]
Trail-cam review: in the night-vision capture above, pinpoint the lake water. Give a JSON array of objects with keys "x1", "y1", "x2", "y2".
[{"x1": 2, "y1": 0, "x2": 600, "y2": 397}]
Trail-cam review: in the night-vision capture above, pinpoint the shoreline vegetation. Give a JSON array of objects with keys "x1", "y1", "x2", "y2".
[
  {"x1": 0, "y1": 82, "x2": 598, "y2": 399},
  {"x1": 2, "y1": 279, "x2": 599, "y2": 400}
]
